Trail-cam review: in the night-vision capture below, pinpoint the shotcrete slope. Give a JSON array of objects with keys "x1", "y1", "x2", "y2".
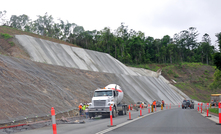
[
  {"x1": 15, "y1": 35, "x2": 187, "y2": 104},
  {"x1": 0, "y1": 55, "x2": 126, "y2": 123}
]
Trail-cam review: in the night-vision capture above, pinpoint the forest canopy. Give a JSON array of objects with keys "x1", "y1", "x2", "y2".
[{"x1": 0, "y1": 11, "x2": 218, "y2": 66}]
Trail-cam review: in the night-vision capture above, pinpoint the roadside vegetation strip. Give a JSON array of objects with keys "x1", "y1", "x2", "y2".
[{"x1": 209, "y1": 108, "x2": 219, "y2": 114}]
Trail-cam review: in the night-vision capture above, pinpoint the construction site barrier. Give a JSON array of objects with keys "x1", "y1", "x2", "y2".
[
  {"x1": 169, "y1": 104, "x2": 171, "y2": 109},
  {"x1": 148, "y1": 104, "x2": 150, "y2": 113},
  {"x1": 216, "y1": 102, "x2": 221, "y2": 125},
  {"x1": 198, "y1": 103, "x2": 199, "y2": 111},
  {"x1": 108, "y1": 106, "x2": 116, "y2": 127},
  {"x1": 51, "y1": 107, "x2": 57, "y2": 134},
  {"x1": 178, "y1": 103, "x2": 180, "y2": 108},
  {"x1": 205, "y1": 103, "x2": 211, "y2": 117},
  {"x1": 155, "y1": 104, "x2": 156, "y2": 112},
  {"x1": 128, "y1": 105, "x2": 132, "y2": 120},
  {"x1": 201, "y1": 103, "x2": 203, "y2": 113},
  {"x1": 166, "y1": 104, "x2": 168, "y2": 109},
  {"x1": 130, "y1": 104, "x2": 133, "y2": 110},
  {"x1": 139, "y1": 104, "x2": 143, "y2": 116}
]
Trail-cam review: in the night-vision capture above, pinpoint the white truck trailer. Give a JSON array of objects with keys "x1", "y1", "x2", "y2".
[{"x1": 88, "y1": 84, "x2": 128, "y2": 118}]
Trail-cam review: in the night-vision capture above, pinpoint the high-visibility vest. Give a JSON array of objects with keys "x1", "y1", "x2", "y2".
[
  {"x1": 78, "y1": 105, "x2": 82, "y2": 110},
  {"x1": 82, "y1": 105, "x2": 86, "y2": 110}
]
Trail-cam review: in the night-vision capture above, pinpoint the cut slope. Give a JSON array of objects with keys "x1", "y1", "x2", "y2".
[{"x1": 14, "y1": 35, "x2": 186, "y2": 103}]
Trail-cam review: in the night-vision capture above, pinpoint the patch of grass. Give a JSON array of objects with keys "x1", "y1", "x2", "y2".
[
  {"x1": 189, "y1": 95, "x2": 199, "y2": 100},
  {"x1": 9, "y1": 41, "x2": 15, "y2": 47},
  {"x1": 167, "y1": 70, "x2": 173, "y2": 74},
  {"x1": 209, "y1": 108, "x2": 218, "y2": 114},
  {"x1": 174, "y1": 73, "x2": 179, "y2": 78},
  {"x1": 0, "y1": 33, "x2": 13, "y2": 39}
]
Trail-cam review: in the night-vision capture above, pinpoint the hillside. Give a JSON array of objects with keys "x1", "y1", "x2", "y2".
[
  {"x1": 130, "y1": 63, "x2": 217, "y2": 102},
  {"x1": 0, "y1": 26, "x2": 187, "y2": 123},
  {"x1": 0, "y1": 26, "x2": 217, "y2": 103}
]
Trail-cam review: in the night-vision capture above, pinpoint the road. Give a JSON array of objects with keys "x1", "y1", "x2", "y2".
[
  {"x1": 16, "y1": 106, "x2": 221, "y2": 134},
  {"x1": 105, "y1": 107, "x2": 221, "y2": 134}
]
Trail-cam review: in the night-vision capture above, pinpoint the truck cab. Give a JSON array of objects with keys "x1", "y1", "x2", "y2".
[{"x1": 88, "y1": 84, "x2": 127, "y2": 118}]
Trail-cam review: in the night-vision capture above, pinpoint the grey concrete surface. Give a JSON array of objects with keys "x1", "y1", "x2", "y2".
[{"x1": 15, "y1": 35, "x2": 187, "y2": 105}]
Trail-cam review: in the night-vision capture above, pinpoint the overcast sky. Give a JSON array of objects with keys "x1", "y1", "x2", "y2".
[{"x1": 1, "y1": 0, "x2": 221, "y2": 46}]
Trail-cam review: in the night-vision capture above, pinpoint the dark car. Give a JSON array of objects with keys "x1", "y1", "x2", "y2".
[
  {"x1": 156, "y1": 101, "x2": 161, "y2": 107},
  {"x1": 182, "y1": 100, "x2": 194, "y2": 109}
]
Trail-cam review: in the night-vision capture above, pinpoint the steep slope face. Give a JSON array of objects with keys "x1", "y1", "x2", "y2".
[
  {"x1": 0, "y1": 55, "x2": 124, "y2": 123},
  {"x1": 15, "y1": 35, "x2": 186, "y2": 103}
]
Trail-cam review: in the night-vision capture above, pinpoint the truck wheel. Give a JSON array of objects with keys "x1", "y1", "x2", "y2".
[
  {"x1": 124, "y1": 107, "x2": 127, "y2": 115},
  {"x1": 112, "y1": 107, "x2": 116, "y2": 118}
]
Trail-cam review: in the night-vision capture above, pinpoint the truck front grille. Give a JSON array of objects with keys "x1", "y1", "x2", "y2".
[{"x1": 94, "y1": 100, "x2": 106, "y2": 106}]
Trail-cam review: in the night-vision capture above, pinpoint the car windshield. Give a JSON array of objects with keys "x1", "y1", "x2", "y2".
[{"x1": 94, "y1": 91, "x2": 112, "y2": 97}]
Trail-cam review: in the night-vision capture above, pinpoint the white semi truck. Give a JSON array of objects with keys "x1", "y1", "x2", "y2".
[{"x1": 88, "y1": 84, "x2": 128, "y2": 118}]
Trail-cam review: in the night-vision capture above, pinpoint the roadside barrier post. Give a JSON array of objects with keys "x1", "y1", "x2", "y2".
[
  {"x1": 148, "y1": 104, "x2": 150, "y2": 113},
  {"x1": 170, "y1": 104, "x2": 171, "y2": 109},
  {"x1": 155, "y1": 104, "x2": 156, "y2": 112},
  {"x1": 166, "y1": 104, "x2": 168, "y2": 109},
  {"x1": 161, "y1": 104, "x2": 163, "y2": 110},
  {"x1": 108, "y1": 106, "x2": 116, "y2": 127},
  {"x1": 216, "y1": 102, "x2": 221, "y2": 125},
  {"x1": 178, "y1": 103, "x2": 180, "y2": 108},
  {"x1": 151, "y1": 105, "x2": 154, "y2": 112},
  {"x1": 198, "y1": 103, "x2": 199, "y2": 111},
  {"x1": 128, "y1": 105, "x2": 132, "y2": 120},
  {"x1": 205, "y1": 103, "x2": 211, "y2": 117},
  {"x1": 51, "y1": 107, "x2": 57, "y2": 134},
  {"x1": 139, "y1": 104, "x2": 143, "y2": 116},
  {"x1": 215, "y1": 103, "x2": 216, "y2": 108},
  {"x1": 201, "y1": 103, "x2": 203, "y2": 113},
  {"x1": 131, "y1": 104, "x2": 133, "y2": 110}
]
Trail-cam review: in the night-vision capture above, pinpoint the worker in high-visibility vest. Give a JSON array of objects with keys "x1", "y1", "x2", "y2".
[
  {"x1": 153, "y1": 100, "x2": 156, "y2": 108},
  {"x1": 78, "y1": 103, "x2": 83, "y2": 116}
]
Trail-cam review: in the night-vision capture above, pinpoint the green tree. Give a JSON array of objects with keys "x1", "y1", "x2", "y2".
[{"x1": 0, "y1": 10, "x2": 7, "y2": 25}]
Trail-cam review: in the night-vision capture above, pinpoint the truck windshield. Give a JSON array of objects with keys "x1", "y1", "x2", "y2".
[{"x1": 94, "y1": 91, "x2": 112, "y2": 97}]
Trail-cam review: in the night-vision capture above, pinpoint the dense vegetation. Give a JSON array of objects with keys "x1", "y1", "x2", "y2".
[{"x1": 0, "y1": 11, "x2": 218, "y2": 66}]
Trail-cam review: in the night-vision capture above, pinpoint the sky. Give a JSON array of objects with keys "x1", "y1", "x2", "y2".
[{"x1": 1, "y1": 0, "x2": 221, "y2": 46}]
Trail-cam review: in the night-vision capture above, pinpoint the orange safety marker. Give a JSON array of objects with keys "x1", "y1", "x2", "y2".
[
  {"x1": 139, "y1": 104, "x2": 143, "y2": 116},
  {"x1": 201, "y1": 103, "x2": 203, "y2": 113},
  {"x1": 148, "y1": 104, "x2": 150, "y2": 113},
  {"x1": 198, "y1": 103, "x2": 199, "y2": 111},
  {"x1": 51, "y1": 107, "x2": 57, "y2": 134},
  {"x1": 216, "y1": 102, "x2": 221, "y2": 125},
  {"x1": 178, "y1": 103, "x2": 180, "y2": 108},
  {"x1": 108, "y1": 106, "x2": 116, "y2": 127},
  {"x1": 166, "y1": 104, "x2": 168, "y2": 109},
  {"x1": 128, "y1": 105, "x2": 132, "y2": 120},
  {"x1": 205, "y1": 103, "x2": 211, "y2": 117},
  {"x1": 170, "y1": 104, "x2": 171, "y2": 109},
  {"x1": 131, "y1": 104, "x2": 133, "y2": 110},
  {"x1": 155, "y1": 104, "x2": 156, "y2": 112}
]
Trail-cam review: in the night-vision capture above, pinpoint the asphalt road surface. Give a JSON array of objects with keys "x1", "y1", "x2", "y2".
[
  {"x1": 16, "y1": 106, "x2": 221, "y2": 134},
  {"x1": 105, "y1": 107, "x2": 221, "y2": 134}
]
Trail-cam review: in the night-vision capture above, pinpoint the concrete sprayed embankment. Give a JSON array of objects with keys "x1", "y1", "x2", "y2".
[
  {"x1": 0, "y1": 35, "x2": 188, "y2": 123},
  {"x1": 15, "y1": 35, "x2": 188, "y2": 104}
]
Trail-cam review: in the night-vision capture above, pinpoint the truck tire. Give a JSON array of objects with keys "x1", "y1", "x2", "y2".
[
  {"x1": 124, "y1": 107, "x2": 127, "y2": 115},
  {"x1": 112, "y1": 107, "x2": 116, "y2": 118}
]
